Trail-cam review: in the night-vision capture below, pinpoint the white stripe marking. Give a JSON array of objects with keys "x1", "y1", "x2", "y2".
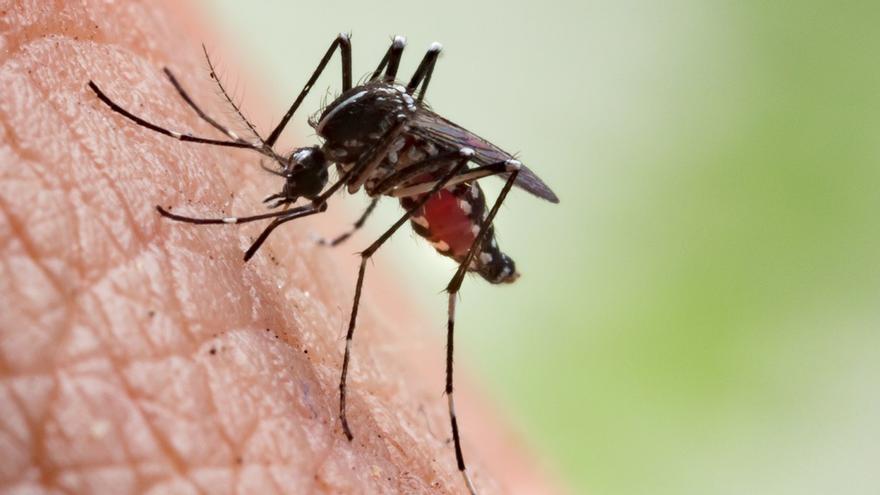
[
  {"x1": 411, "y1": 216, "x2": 429, "y2": 228},
  {"x1": 316, "y1": 90, "x2": 368, "y2": 134}
]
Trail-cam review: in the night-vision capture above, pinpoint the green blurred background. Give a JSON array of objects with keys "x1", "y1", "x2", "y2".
[{"x1": 203, "y1": 1, "x2": 880, "y2": 493}]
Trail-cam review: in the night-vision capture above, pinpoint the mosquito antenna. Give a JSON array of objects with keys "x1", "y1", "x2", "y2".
[{"x1": 202, "y1": 44, "x2": 264, "y2": 144}]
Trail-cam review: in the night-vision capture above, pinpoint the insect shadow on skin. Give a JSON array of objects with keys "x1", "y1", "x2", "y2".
[{"x1": 87, "y1": 32, "x2": 558, "y2": 495}]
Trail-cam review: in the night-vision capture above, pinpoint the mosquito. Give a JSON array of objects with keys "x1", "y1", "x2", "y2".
[{"x1": 88, "y1": 33, "x2": 559, "y2": 494}]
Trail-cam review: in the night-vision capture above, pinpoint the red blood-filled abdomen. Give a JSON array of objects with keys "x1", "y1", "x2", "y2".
[
  {"x1": 422, "y1": 189, "x2": 476, "y2": 258},
  {"x1": 402, "y1": 181, "x2": 518, "y2": 284}
]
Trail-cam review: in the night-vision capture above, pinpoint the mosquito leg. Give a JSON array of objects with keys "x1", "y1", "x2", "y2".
[
  {"x1": 156, "y1": 198, "x2": 326, "y2": 260},
  {"x1": 158, "y1": 201, "x2": 326, "y2": 262},
  {"x1": 338, "y1": 149, "x2": 473, "y2": 441},
  {"x1": 389, "y1": 159, "x2": 521, "y2": 198},
  {"x1": 369, "y1": 35, "x2": 407, "y2": 82},
  {"x1": 316, "y1": 197, "x2": 380, "y2": 247},
  {"x1": 443, "y1": 166, "x2": 521, "y2": 495},
  {"x1": 444, "y1": 294, "x2": 477, "y2": 495},
  {"x1": 162, "y1": 67, "x2": 244, "y2": 142},
  {"x1": 407, "y1": 42, "x2": 442, "y2": 102},
  {"x1": 87, "y1": 81, "x2": 263, "y2": 152},
  {"x1": 155, "y1": 204, "x2": 313, "y2": 225},
  {"x1": 158, "y1": 198, "x2": 327, "y2": 262},
  {"x1": 265, "y1": 33, "x2": 352, "y2": 147},
  {"x1": 243, "y1": 202, "x2": 328, "y2": 261},
  {"x1": 370, "y1": 151, "x2": 467, "y2": 195},
  {"x1": 346, "y1": 117, "x2": 409, "y2": 192}
]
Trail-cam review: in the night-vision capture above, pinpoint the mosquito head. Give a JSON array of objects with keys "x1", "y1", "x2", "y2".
[{"x1": 281, "y1": 146, "x2": 328, "y2": 201}]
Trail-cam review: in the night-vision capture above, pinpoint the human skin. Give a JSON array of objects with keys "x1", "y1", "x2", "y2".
[{"x1": 0, "y1": 1, "x2": 562, "y2": 494}]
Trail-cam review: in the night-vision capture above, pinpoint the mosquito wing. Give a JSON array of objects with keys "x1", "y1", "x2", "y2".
[{"x1": 409, "y1": 110, "x2": 559, "y2": 203}]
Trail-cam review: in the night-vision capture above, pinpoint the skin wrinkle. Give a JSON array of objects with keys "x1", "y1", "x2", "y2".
[
  {"x1": 65, "y1": 364, "x2": 144, "y2": 492},
  {"x1": 85, "y1": 319, "x2": 196, "y2": 488},
  {"x1": 156, "y1": 241, "x2": 201, "y2": 348},
  {"x1": 0, "y1": 117, "x2": 45, "y2": 166},
  {"x1": 4, "y1": 60, "x2": 131, "y2": 346},
  {"x1": 52, "y1": 361, "x2": 149, "y2": 492},
  {"x1": 307, "y1": 432, "x2": 339, "y2": 493},
  {"x1": 131, "y1": 356, "x2": 230, "y2": 462},
  {"x1": 20, "y1": 64, "x2": 97, "y2": 282},
  {"x1": 263, "y1": 467, "x2": 284, "y2": 495},
  {"x1": 107, "y1": 393, "x2": 147, "y2": 495},
  {"x1": 0, "y1": 381, "x2": 31, "y2": 480},
  {"x1": 68, "y1": 290, "x2": 137, "y2": 364},
  {"x1": 4, "y1": 37, "x2": 214, "y2": 491},
  {"x1": 98, "y1": 279, "x2": 161, "y2": 359},
  {"x1": 202, "y1": 349, "x2": 255, "y2": 461},
  {"x1": 0, "y1": 195, "x2": 67, "y2": 301},
  {"x1": 4, "y1": 373, "x2": 52, "y2": 488},
  {"x1": 3, "y1": 66, "x2": 77, "y2": 199},
  {"x1": 83, "y1": 270, "x2": 151, "y2": 363},
  {"x1": 39, "y1": 370, "x2": 66, "y2": 491},
  {"x1": 198, "y1": 356, "x2": 239, "y2": 460}
]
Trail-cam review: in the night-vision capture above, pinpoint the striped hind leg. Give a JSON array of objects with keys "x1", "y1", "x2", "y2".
[{"x1": 442, "y1": 165, "x2": 521, "y2": 495}]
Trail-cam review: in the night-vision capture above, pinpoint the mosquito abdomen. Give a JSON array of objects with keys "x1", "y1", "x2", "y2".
[{"x1": 402, "y1": 181, "x2": 518, "y2": 284}]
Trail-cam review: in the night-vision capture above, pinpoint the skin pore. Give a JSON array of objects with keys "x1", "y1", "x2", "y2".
[{"x1": 0, "y1": 1, "x2": 560, "y2": 493}]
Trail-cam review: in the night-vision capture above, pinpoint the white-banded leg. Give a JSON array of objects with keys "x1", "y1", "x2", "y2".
[
  {"x1": 241, "y1": 203, "x2": 328, "y2": 261},
  {"x1": 155, "y1": 202, "x2": 328, "y2": 261},
  {"x1": 338, "y1": 148, "x2": 475, "y2": 440},
  {"x1": 369, "y1": 35, "x2": 407, "y2": 82},
  {"x1": 316, "y1": 197, "x2": 380, "y2": 247},
  {"x1": 264, "y1": 33, "x2": 352, "y2": 147},
  {"x1": 371, "y1": 151, "x2": 474, "y2": 195},
  {"x1": 407, "y1": 41, "x2": 443, "y2": 103},
  {"x1": 87, "y1": 81, "x2": 266, "y2": 152},
  {"x1": 445, "y1": 295, "x2": 478, "y2": 495},
  {"x1": 156, "y1": 205, "x2": 303, "y2": 225},
  {"x1": 388, "y1": 159, "x2": 521, "y2": 198},
  {"x1": 443, "y1": 164, "x2": 521, "y2": 495}
]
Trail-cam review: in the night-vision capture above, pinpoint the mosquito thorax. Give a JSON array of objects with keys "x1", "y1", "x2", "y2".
[
  {"x1": 283, "y1": 146, "x2": 328, "y2": 200},
  {"x1": 314, "y1": 82, "x2": 416, "y2": 164}
]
